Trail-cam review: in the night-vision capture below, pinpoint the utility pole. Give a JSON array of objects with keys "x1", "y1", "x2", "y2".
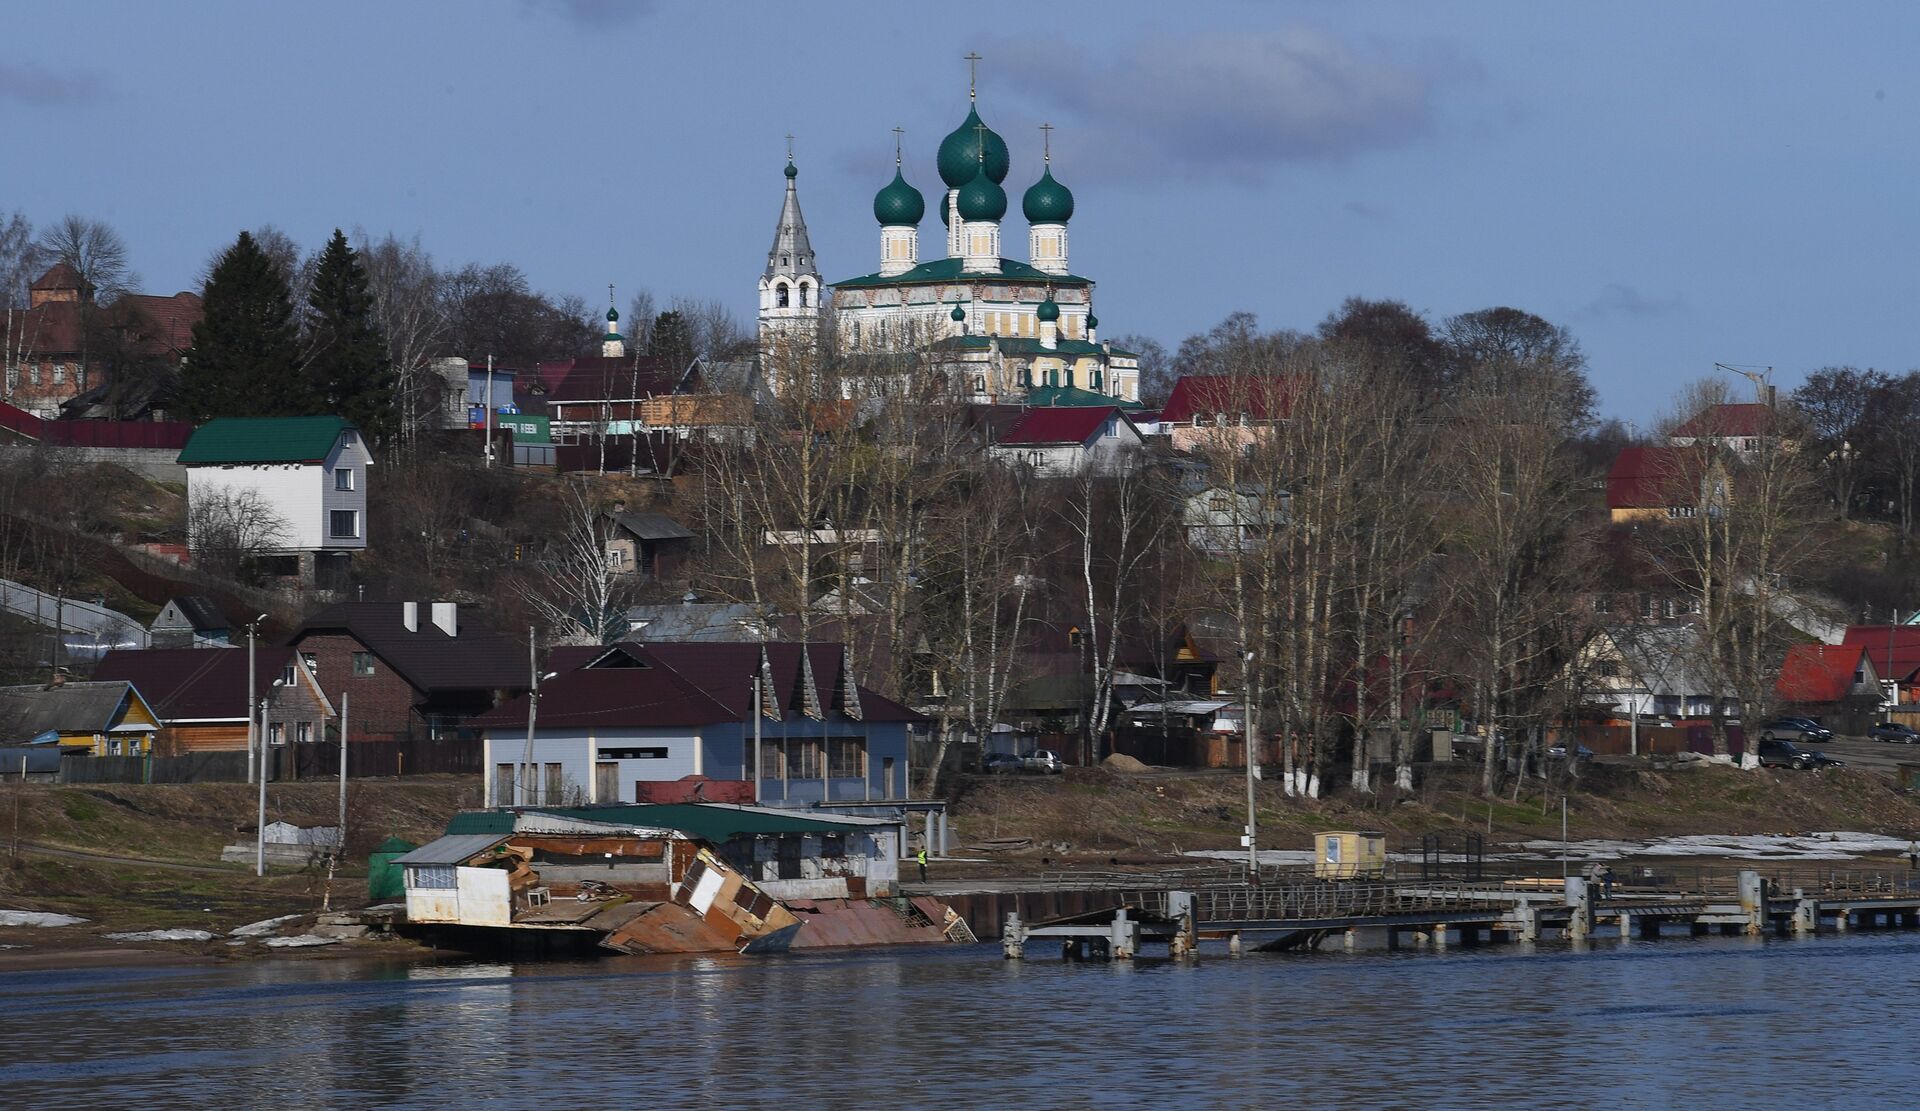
[
  {"x1": 1889, "y1": 609, "x2": 1900, "y2": 724},
  {"x1": 484, "y1": 354, "x2": 495, "y2": 467},
  {"x1": 520, "y1": 625, "x2": 537, "y2": 806},
  {"x1": 752, "y1": 673, "x2": 763, "y2": 803},
  {"x1": 337, "y1": 691, "x2": 349, "y2": 845},
  {"x1": 245, "y1": 616, "x2": 266, "y2": 785},
  {"x1": 255, "y1": 692, "x2": 272, "y2": 877}
]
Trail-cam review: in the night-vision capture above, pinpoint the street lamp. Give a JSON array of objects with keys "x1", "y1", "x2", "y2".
[
  {"x1": 1242, "y1": 648, "x2": 1259, "y2": 882},
  {"x1": 256, "y1": 677, "x2": 284, "y2": 877},
  {"x1": 246, "y1": 614, "x2": 268, "y2": 786}
]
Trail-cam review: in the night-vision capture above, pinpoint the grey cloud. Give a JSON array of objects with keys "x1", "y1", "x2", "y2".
[
  {"x1": 1582, "y1": 283, "x2": 1686, "y2": 320},
  {"x1": 0, "y1": 62, "x2": 107, "y2": 106},
  {"x1": 983, "y1": 30, "x2": 1449, "y2": 184},
  {"x1": 519, "y1": 0, "x2": 655, "y2": 27}
]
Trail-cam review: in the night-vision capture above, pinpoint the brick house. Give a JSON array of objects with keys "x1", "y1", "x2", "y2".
[
  {"x1": 1, "y1": 263, "x2": 201, "y2": 418},
  {"x1": 286, "y1": 602, "x2": 528, "y2": 742}
]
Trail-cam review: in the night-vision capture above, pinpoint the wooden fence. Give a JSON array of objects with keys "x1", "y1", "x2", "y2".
[{"x1": 52, "y1": 739, "x2": 481, "y2": 785}]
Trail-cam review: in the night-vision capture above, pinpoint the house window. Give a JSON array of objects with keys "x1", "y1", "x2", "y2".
[
  {"x1": 412, "y1": 865, "x2": 456, "y2": 890},
  {"x1": 1068, "y1": 626, "x2": 1083, "y2": 647},
  {"x1": 297, "y1": 721, "x2": 312, "y2": 744},
  {"x1": 495, "y1": 763, "x2": 515, "y2": 804},
  {"x1": 334, "y1": 468, "x2": 353, "y2": 491},
  {"x1": 1209, "y1": 494, "x2": 1231, "y2": 512},
  {"x1": 281, "y1": 663, "x2": 296, "y2": 685},
  {"x1": 269, "y1": 722, "x2": 285, "y2": 746},
  {"x1": 786, "y1": 738, "x2": 823, "y2": 779},
  {"x1": 828, "y1": 738, "x2": 867, "y2": 778},
  {"x1": 52, "y1": 364, "x2": 65, "y2": 385},
  {"x1": 544, "y1": 762, "x2": 563, "y2": 805},
  {"x1": 353, "y1": 652, "x2": 375, "y2": 677},
  {"x1": 760, "y1": 741, "x2": 784, "y2": 781},
  {"x1": 302, "y1": 651, "x2": 318, "y2": 674},
  {"x1": 341, "y1": 430, "x2": 357, "y2": 447},
  {"x1": 330, "y1": 510, "x2": 358, "y2": 538}
]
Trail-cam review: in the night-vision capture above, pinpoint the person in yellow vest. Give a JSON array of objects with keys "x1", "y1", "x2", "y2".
[{"x1": 917, "y1": 846, "x2": 928, "y2": 883}]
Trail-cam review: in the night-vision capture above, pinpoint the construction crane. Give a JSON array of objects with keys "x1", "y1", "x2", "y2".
[{"x1": 1715, "y1": 362, "x2": 1776, "y2": 407}]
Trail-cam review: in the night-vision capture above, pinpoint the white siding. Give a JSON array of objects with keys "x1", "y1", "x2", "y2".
[
  {"x1": 482, "y1": 727, "x2": 702, "y2": 805},
  {"x1": 184, "y1": 432, "x2": 370, "y2": 554},
  {"x1": 318, "y1": 435, "x2": 370, "y2": 550}
]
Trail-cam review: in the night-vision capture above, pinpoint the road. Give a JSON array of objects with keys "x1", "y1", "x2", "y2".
[{"x1": 1821, "y1": 735, "x2": 1920, "y2": 773}]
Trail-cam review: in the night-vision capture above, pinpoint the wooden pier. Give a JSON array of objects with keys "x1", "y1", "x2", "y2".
[{"x1": 997, "y1": 868, "x2": 1920, "y2": 959}]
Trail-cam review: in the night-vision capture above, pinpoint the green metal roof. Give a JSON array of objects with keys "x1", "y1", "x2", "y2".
[
  {"x1": 933, "y1": 334, "x2": 1127, "y2": 360},
  {"x1": 177, "y1": 415, "x2": 356, "y2": 465},
  {"x1": 833, "y1": 256, "x2": 1091, "y2": 289},
  {"x1": 1025, "y1": 384, "x2": 1146, "y2": 410},
  {"x1": 446, "y1": 804, "x2": 884, "y2": 843}
]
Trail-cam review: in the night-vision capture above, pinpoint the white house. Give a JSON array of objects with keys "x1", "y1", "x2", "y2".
[
  {"x1": 178, "y1": 415, "x2": 371, "y2": 584},
  {"x1": 1183, "y1": 483, "x2": 1287, "y2": 556},
  {"x1": 987, "y1": 405, "x2": 1144, "y2": 477}
]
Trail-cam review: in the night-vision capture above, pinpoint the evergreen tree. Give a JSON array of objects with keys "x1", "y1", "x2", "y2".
[
  {"x1": 305, "y1": 229, "x2": 394, "y2": 445},
  {"x1": 180, "y1": 231, "x2": 307, "y2": 421},
  {"x1": 647, "y1": 309, "x2": 695, "y2": 370}
]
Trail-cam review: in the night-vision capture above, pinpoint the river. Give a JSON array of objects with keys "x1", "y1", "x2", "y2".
[{"x1": 2, "y1": 931, "x2": 1914, "y2": 1109}]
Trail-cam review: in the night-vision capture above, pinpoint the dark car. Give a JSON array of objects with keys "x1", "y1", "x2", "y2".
[
  {"x1": 981, "y1": 752, "x2": 1024, "y2": 774},
  {"x1": 1870, "y1": 722, "x2": 1920, "y2": 744},
  {"x1": 1761, "y1": 718, "x2": 1831, "y2": 743},
  {"x1": 1545, "y1": 742, "x2": 1595, "y2": 761},
  {"x1": 1756, "y1": 739, "x2": 1844, "y2": 770}
]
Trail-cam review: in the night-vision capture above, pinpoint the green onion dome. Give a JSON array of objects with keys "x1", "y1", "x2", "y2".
[
  {"x1": 784, "y1": 160, "x2": 798, "y2": 180},
  {"x1": 937, "y1": 106, "x2": 1009, "y2": 188},
  {"x1": 1022, "y1": 165, "x2": 1075, "y2": 224},
  {"x1": 950, "y1": 303, "x2": 966, "y2": 322},
  {"x1": 872, "y1": 168, "x2": 925, "y2": 226},
  {"x1": 956, "y1": 161, "x2": 1007, "y2": 222},
  {"x1": 1086, "y1": 313, "x2": 1098, "y2": 330},
  {"x1": 1036, "y1": 295, "x2": 1060, "y2": 323},
  {"x1": 606, "y1": 305, "x2": 619, "y2": 322}
]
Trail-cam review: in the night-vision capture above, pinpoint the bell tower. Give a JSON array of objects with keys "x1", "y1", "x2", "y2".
[{"x1": 758, "y1": 138, "x2": 822, "y2": 354}]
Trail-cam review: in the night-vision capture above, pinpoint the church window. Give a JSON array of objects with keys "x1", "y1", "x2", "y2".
[
  {"x1": 1064, "y1": 367, "x2": 1074, "y2": 388},
  {"x1": 776, "y1": 284, "x2": 790, "y2": 308},
  {"x1": 798, "y1": 283, "x2": 810, "y2": 307},
  {"x1": 1092, "y1": 369, "x2": 1103, "y2": 391},
  {"x1": 781, "y1": 255, "x2": 789, "y2": 267},
  {"x1": 973, "y1": 375, "x2": 986, "y2": 393},
  {"x1": 1019, "y1": 367, "x2": 1031, "y2": 388}
]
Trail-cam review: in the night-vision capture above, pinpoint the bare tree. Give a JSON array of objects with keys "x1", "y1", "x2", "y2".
[
  {"x1": 187, "y1": 487, "x2": 290, "y2": 580},
  {"x1": 0, "y1": 211, "x2": 38, "y2": 309},
  {"x1": 514, "y1": 482, "x2": 632, "y2": 644},
  {"x1": 357, "y1": 232, "x2": 446, "y2": 451},
  {"x1": 36, "y1": 214, "x2": 135, "y2": 300}
]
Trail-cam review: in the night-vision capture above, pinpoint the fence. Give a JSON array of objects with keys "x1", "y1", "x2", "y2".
[
  {"x1": 0, "y1": 401, "x2": 190, "y2": 448},
  {"x1": 50, "y1": 739, "x2": 482, "y2": 784}
]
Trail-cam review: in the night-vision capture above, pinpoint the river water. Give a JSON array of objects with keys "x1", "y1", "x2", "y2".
[{"x1": 2, "y1": 931, "x2": 1914, "y2": 1109}]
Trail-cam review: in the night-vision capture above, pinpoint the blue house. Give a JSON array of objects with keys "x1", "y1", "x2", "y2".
[{"x1": 470, "y1": 641, "x2": 923, "y2": 813}]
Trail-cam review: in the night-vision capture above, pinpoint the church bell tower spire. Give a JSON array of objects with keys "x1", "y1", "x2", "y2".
[{"x1": 758, "y1": 137, "x2": 822, "y2": 354}]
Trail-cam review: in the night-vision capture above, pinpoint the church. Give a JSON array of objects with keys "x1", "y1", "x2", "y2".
[{"x1": 755, "y1": 68, "x2": 1142, "y2": 408}]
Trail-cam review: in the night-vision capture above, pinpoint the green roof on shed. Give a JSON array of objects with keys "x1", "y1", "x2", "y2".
[
  {"x1": 445, "y1": 803, "x2": 884, "y2": 843},
  {"x1": 177, "y1": 415, "x2": 356, "y2": 465}
]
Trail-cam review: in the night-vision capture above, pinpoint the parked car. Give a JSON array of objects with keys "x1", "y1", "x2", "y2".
[
  {"x1": 1761, "y1": 718, "x2": 1831, "y2": 743},
  {"x1": 1756, "y1": 739, "x2": 1844, "y2": 770},
  {"x1": 1870, "y1": 722, "x2": 1920, "y2": 744},
  {"x1": 1545, "y1": 742, "x2": 1595, "y2": 761},
  {"x1": 981, "y1": 752, "x2": 1024, "y2": 774},
  {"x1": 1022, "y1": 749, "x2": 1065, "y2": 774}
]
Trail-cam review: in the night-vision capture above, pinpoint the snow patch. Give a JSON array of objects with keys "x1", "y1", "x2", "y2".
[
  {"x1": 0, "y1": 910, "x2": 87, "y2": 928},
  {"x1": 105, "y1": 929, "x2": 217, "y2": 942},
  {"x1": 262, "y1": 934, "x2": 339, "y2": 949},
  {"x1": 229, "y1": 914, "x2": 303, "y2": 938}
]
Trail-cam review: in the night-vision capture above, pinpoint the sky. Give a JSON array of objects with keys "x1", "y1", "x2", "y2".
[{"x1": 5, "y1": 0, "x2": 1918, "y2": 426}]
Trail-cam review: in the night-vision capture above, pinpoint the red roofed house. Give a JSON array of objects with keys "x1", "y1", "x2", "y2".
[
  {"x1": 470, "y1": 640, "x2": 922, "y2": 809},
  {"x1": 1842, "y1": 625, "x2": 1920, "y2": 711},
  {"x1": 1774, "y1": 644, "x2": 1879, "y2": 728},
  {"x1": 1606, "y1": 445, "x2": 1722, "y2": 525},
  {"x1": 92, "y1": 646, "x2": 333, "y2": 754},
  {"x1": 987, "y1": 405, "x2": 1144, "y2": 477},
  {"x1": 540, "y1": 355, "x2": 696, "y2": 443},
  {"x1": 1669, "y1": 402, "x2": 1793, "y2": 458},
  {"x1": 2, "y1": 263, "x2": 202, "y2": 418},
  {"x1": 1160, "y1": 373, "x2": 1297, "y2": 453}
]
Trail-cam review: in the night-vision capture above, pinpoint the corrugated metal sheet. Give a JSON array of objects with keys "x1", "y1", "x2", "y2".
[{"x1": 393, "y1": 834, "x2": 508, "y2": 865}]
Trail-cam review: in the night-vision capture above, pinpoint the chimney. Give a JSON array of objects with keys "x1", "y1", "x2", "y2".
[
  {"x1": 402, "y1": 602, "x2": 419, "y2": 632},
  {"x1": 431, "y1": 602, "x2": 458, "y2": 637}
]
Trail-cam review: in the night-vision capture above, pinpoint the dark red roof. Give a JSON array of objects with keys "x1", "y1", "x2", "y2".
[
  {"x1": 1776, "y1": 644, "x2": 1869, "y2": 704},
  {"x1": 1159, "y1": 374, "x2": 1297, "y2": 425},
  {"x1": 1606, "y1": 446, "x2": 1703, "y2": 510},
  {"x1": 1672, "y1": 403, "x2": 1776, "y2": 439},
  {"x1": 289, "y1": 603, "x2": 527, "y2": 693},
  {"x1": 93, "y1": 646, "x2": 296, "y2": 721},
  {"x1": 998, "y1": 406, "x2": 1124, "y2": 446},
  {"x1": 30, "y1": 262, "x2": 85, "y2": 292},
  {"x1": 539, "y1": 356, "x2": 681, "y2": 403},
  {"x1": 473, "y1": 640, "x2": 920, "y2": 730},
  {"x1": 1, "y1": 290, "x2": 201, "y2": 359}
]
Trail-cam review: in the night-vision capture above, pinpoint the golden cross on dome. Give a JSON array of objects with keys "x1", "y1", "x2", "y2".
[
  {"x1": 892, "y1": 126, "x2": 904, "y2": 166},
  {"x1": 607, "y1": 283, "x2": 615, "y2": 311},
  {"x1": 1040, "y1": 122, "x2": 1053, "y2": 163},
  {"x1": 974, "y1": 121, "x2": 987, "y2": 164},
  {"x1": 785, "y1": 134, "x2": 794, "y2": 162},
  {"x1": 964, "y1": 51, "x2": 982, "y2": 100}
]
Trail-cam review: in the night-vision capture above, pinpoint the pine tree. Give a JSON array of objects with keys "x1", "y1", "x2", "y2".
[
  {"x1": 647, "y1": 309, "x2": 695, "y2": 370},
  {"x1": 305, "y1": 229, "x2": 394, "y2": 445},
  {"x1": 179, "y1": 230, "x2": 307, "y2": 422}
]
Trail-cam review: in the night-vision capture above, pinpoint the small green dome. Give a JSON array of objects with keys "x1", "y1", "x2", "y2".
[
  {"x1": 1022, "y1": 165, "x2": 1075, "y2": 224},
  {"x1": 784, "y1": 160, "x2": 798, "y2": 180},
  {"x1": 1036, "y1": 296, "x2": 1060, "y2": 323},
  {"x1": 950, "y1": 303, "x2": 966, "y2": 322},
  {"x1": 1086, "y1": 313, "x2": 1098, "y2": 330},
  {"x1": 937, "y1": 106, "x2": 1009, "y2": 188},
  {"x1": 873, "y1": 168, "x2": 925, "y2": 226},
  {"x1": 606, "y1": 305, "x2": 619, "y2": 322},
  {"x1": 956, "y1": 161, "x2": 1007, "y2": 222}
]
